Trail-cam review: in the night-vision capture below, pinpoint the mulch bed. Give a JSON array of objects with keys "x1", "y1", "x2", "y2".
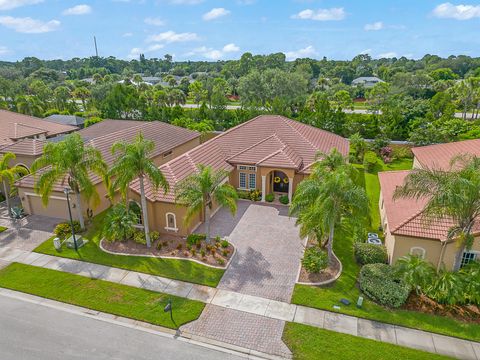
[
  {"x1": 298, "y1": 238, "x2": 342, "y2": 283},
  {"x1": 402, "y1": 293, "x2": 480, "y2": 324},
  {"x1": 101, "y1": 235, "x2": 234, "y2": 268}
]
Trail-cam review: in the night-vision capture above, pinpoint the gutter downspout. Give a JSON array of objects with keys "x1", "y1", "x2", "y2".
[{"x1": 437, "y1": 239, "x2": 448, "y2": 272}]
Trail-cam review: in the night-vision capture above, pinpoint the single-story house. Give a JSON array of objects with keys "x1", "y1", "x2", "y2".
[
  {"x1": 379, "y1": 139, "x2": 480, "y2": 270},
  {"x1": 0, "y1": 110, "x2": 78, "y2": 172},
  {"x1": 351, "y1": 76, "x2": 384, "y2": 88},
  {"x1": 15, "y1": 120, "x2": 200, "y2": 220},
  {"x1": 127, "y1": 115, "x2": 349, "y2": 237},
  {"x1": 45, "y1": 114, "x2": 86, "y2": 128}
]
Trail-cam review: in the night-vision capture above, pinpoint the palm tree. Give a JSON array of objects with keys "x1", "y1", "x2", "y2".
[
  {"x1": 394, "y1": 155, "x2": 480, "y2": 271},
  {"x1": 394, "y1": 255, "x2": 436, "y2": 295},
  {"x1": 290, "y1": 163, "x2": 369, "y2": 263},
  {"x1": 103, "y1": 203, "x2": 137, "y2": 242},
  {"x1": 31, "y1": 133, "x2": 107, "y2": 230},
  {"x1": 175, "y1": 165, "x2": 238, "y2": 244},
  {"x1": 0, "y1": 153, "x2": 28, "y2": 217},
  {"x1": 72, "y1": 87, "x2": 91, "y2": 111},
  {"x1": 16, "y1": 95, "x2": 43, "y2": 116},
  {"x1": 109, "y1": 133, "x2": 168, "y2": 248}
]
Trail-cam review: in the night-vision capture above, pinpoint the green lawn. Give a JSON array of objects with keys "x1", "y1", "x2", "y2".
[
  {"x1": 0, "y1": 263, "x2": 204, "y2": 329},
  {"x1": 34, "y1": 211, "x2": 224, "y2": 287},
  {"x1": 283, "y1": 323, "x2": 452, "y2": 360},
  {"x1": 292, "y1": 158, "x2": 480, "y2": 342}
]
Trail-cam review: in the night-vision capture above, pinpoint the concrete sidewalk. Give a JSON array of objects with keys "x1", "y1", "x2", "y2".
[{"x1": 0, "y1": 247, "x2": 478, "y2": 360}]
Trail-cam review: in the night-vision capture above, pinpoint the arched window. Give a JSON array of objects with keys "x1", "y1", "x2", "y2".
[
  {"x1": 165, "y1": 212, "x2": 177, "y2": 231},
  {"x1": 410, "y1": 247, "x2": 426, "y2": 259}
]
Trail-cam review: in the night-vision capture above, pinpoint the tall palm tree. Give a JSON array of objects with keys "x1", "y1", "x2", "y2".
[
  {"x1": 16, "y1": 95, "x2": 43, "y2": 116},
  {"x1": 175, "y1": 165, "x2": 238, "y2": 244},
  {"x1": 290, "y1": 163, "x2": 368, "y2": 263},
  {"x1": 109, "y1": 133, "x2": 168, "y2": 248},
  {"x1": 0, "y1": 153, "x2": 28, "y2": 217},
  {"x1": 394, "y1": 155, "x2": 480, "y2": 271},
  {"x1": 31, "y1": 133, "x2": 107, "y2": 230}
]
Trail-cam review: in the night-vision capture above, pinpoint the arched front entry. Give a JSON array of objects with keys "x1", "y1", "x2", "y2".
[
  {"x1": 260, "y1": 168, "x2": 294, "y2": 203},
  {"x1": 272, "y1": 170, "x2": 289, "y2": 193}
]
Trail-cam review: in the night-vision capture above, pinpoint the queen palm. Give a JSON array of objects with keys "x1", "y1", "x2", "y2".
[
  {"x1": 109, "y1": 133, "x2": 168, "y2": 248},
  {"x1": 31, "y1": 133, "x2": 107, "y2": 230},
  {"x1": 0, "y1": 152, "x2": 29, "y2": 217},
  {"x1": 394, "y1": 155, "x2": 480, "y2": 271},
  {"x1": 175, "y1": 165, "x2": 238, "y2": 244},
  {"x1": 290, "y1": 164, "x2": 368, "y2": 263}
]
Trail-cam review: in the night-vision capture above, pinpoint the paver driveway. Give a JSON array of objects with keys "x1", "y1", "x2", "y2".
[{"x1": 197, "y1": 201, "x2": 304, "y2": 303}]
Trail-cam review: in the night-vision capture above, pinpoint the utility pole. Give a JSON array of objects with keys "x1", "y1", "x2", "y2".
[{"x1": 94, "y1": 36, "x2": 98, "y2": 57}]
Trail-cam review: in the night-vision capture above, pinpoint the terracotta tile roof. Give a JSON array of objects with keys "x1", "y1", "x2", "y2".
[
  {"x1": 76, "y1": 119, "x2": 144, "y2": 140},
  {"x1": 412, "y1": 139, "x2": 480, "y2": 170},
  {"x1": 379, "y1": 170, "x2": 480, "y2": 241},
  {"x1": 0, "y1": 110, "x2": 77, "y2": 147},
  {"x1": 0, "y1": 138, "x2": 45, "y2": 156},
  {"x1": 131, "y1": 115, "x2": 349, "y2": 203},
  {"x1": 15, "y1": 120, "x2": 200, "y2": 192}
]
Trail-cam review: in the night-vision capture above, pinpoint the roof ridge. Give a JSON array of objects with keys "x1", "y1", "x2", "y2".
[
  {"x1": 391, "y1": 208, "x2": 425, "y2": 233},
  {"x1": 256, "y1": 148, "x2": 283, "y2": 165},
  {"x1": 278, "y1": 116, "x2": 318, "y2": 152},
  {"x1": 13, "y1": 122, "x2": 49, "y2": 133},
  {"x1": 226, "y1": 134, "x2": 277, "y2": 161}
]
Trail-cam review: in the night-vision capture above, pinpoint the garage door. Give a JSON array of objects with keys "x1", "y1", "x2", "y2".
[{"x1": 27, "y1": 194, "x2": 69, "y2": 220}]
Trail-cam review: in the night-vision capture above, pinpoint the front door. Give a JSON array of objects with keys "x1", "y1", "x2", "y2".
[{"x1": 273, "y1": 171, "x2": 289, "y2": 193}]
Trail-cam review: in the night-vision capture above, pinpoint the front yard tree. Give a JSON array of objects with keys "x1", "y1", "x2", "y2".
[
  {"x1": 31, "y1": 133, "x2": 107, "y2": 230},
  {"x1": 103, "y1": 203, "x2": 137, "y2": 242},
  {"x1": 394, "y1": 155, "x2": 480, "y2": 271},
  {"x1": 0, "y1": 152, "x2": 28, "y2": 217},
  {"x1": 110, "y1": 133, "x2": 168, "y2": 248},
  {"x1": 175, "y1": 165, "x2": 238, "y2": 244}
]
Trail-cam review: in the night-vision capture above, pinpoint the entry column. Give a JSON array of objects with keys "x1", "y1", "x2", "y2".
[
  {"x1": 288, "y1": 178, "x2": 293, "y2": 203},
  {"x1": 261, "y1": 175, "x2": 266, "y2": 202}
]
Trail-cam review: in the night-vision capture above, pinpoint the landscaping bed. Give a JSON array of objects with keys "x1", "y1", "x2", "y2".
[
  {"x1": 0, "y1": 263, "x2": 205, "y2": 329},
  {"x1": 101, "y1": 234, "x2": 235, "y2": 268},
  {"x1": 298, "y1": 238, "x2": 341, "y2": 284}
]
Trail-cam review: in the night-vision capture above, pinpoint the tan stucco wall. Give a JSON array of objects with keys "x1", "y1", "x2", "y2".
[{"x1": 412, "y1": 156, "x2": 423, "y2": 169}]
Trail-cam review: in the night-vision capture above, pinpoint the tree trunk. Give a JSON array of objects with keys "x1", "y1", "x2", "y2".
[
  {"x1": 453, "y1": 244, "x2": 466, "y2": 271},
  {"x1": 139, "y1": 176, "x2": 151, "y2": 248},
  {"x1": 3, "y1": 181, "x2": 11, "y2": 218},
  {"x1": 327, "y1": 225, "x2": 335, "y2": 264},
  {"x1": 205, "y1": 204, "x2": 211, "y2": 244},
  {"x1": 75, "y1": 191, "x2": 85, "y2": 230}
]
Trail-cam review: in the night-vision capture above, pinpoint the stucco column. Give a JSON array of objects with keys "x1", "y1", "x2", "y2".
[
  {"x1": 288, "y1": 178, "x2": 293, "y2": 203},
  {"x1": 261, "y1": 175, "x2": 266, "y2": 202}
]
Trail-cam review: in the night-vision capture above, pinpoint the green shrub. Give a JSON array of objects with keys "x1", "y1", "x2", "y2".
[
  {"x1": 354, "y1": 243, "x2": 387, "y2": 265},
  {"x1": 216, "y1": 258, "x2": 225, "y2": 266},
  {"x1": 265, "y1": 193, "x2": 275, "y2": 202},
  {"x1": 237, "y1": 190, "x2": 250, "y2": 200},
  {"x1": 279, "y1": 195, "x2": 289, "y2": 205},
  {"x1": 54, "y1": 221, "x2": 81, "y2": 239},
  {"x1": 302, "y1": 247, "x2": 328, "y2": 273},
  {"x1": 186, "y1": 233, "x2": 206, "y2": 247},
  {"x1": 392, "y1": 146, "x2": 413, "y2": 160},
  {"x1": 363, "y1": 151, "x2": 379, "y2": 172},
  {"x1": 359, "y1": 263, "x2": 410, "y2": 308},
  {"x1": 249, "y1": 189, "x2": 261, "y2": 201},
  {"x1": 220, "y1": 240, "x2": 229, "y2": 248},
  {"x1": 133, "y1": 231, "x2": 147, "y2": 245},
  {"x1": 150, "y1": 231, "x2": 160, "y2": 242}
]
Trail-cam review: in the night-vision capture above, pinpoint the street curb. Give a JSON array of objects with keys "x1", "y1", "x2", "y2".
[{"x1": 0, "y1": 288, "x2": 288, "y2": 360}]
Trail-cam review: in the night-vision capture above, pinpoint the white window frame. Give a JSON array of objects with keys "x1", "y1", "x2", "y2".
[
  {"x1": 237, "y1": 165, "x2": 256, "y2": 172},
  {"x1": 248, "y1": 173, "x2": 256, "y2": 190},
  {"x1": 409, "y1": 247, "x2": 426, "y2": 259},
  {"x1": 239, "y1": 172, "x2": 247, "y2": 189},
  {"x1": 460, "y1": 250, "x2": 479, "y2": 268},
  {"x1": 165, "y1": 212, "x2": 178, "y2": 232}
]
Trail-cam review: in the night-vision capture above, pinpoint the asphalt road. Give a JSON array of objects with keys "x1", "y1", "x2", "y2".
[{"x1": 0, "y1": 295, "x2": 244, "y2": 360}]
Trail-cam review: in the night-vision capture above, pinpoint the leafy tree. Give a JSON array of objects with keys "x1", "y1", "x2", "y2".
[
  {"x1": 0, "y1": 153, "x2": 28, "y2": 217},
  {"x1": 175, "y1": 165, "x2": 238, "y2": 243},
  {"x1": 349, "y1": 133, "x2": 367, "y2": 163},
  {"x1": 109, "y1": 133, "x2": 169, "y2": 248},
  {"x1": 430, "y1": 68, "x2": 459, "y2": 81},
  {"x1": 15, "y1": 95, "x2": 43, "y2": 116},
  {"x1": 31, "y1": 133, "x2": 107, "y2": 230},
  {"x1": 72, "y1": 86, "x2": 91, "y2": 111},
  {"x1": 188, "y1": 81, "x2": 207, "y2": 105}
]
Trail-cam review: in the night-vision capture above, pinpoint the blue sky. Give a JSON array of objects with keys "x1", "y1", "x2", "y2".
[{"x1": 0, "y1": 0, "x2": 479, "y2": 61}]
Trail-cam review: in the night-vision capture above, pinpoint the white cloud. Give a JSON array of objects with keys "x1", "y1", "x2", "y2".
[
  {"x1": 364, "y1": 21, "x2": 384, "y2": 31},
  {"x1": 203, "y1": 8, "x2": 230, "y2": 21},
  {"x1": 360, "y1": 48, "x2": 372, "y2": 54},
  {"x1": 62, "y1": 4, "x2": 91, "y2": 15},
  {"x1": 222, "y1": 43, "x2": 240, "y2": 52},
  {"x1": 146, "y1": 30, "x2": 198, "y2": 43},
  {"x1": 144, "y1": 17, "x2": 165, "y2": 26},
  {"x1": 432, "y1": 2, "x2": 480, "y2": 20},
  {"x1": 187, "y1": 43, "x2": 240, "y2": 59},
  {"x1": 0, "y1": 45, "x2": 10, "y2": 55},
  {"x1": 292, "y1": 8, "x2": 345, "y2": 21},
  {"x1": 378, "y1": 51, "x2": 397, "y2": 58},
  {"x1": 0, "y1": 16, "x2": 60, "y2": 33},
  {"x1": 123, "y1": 32, "x2": 133, "y2": 37},
  {"x1": 285, "y1": 45, "x2": 316, "y2": 60},
  {"x1": 127, "y1": 43, "x2": 165, "y2": 59},
  {"x1": 0, "y1": 0, "x2": 42, "y2": 11}
]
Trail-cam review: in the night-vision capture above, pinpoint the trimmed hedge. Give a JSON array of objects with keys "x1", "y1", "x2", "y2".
[
  {"x1": 354, "y1": 243, "x2": 387, "y2": 265},
  {"x1": 54, "y1": 221, "x2": 81, "y2": 239},
  {"x1": 359, "y1": 263, "x2": 410, "y2": 308},
  {"x1": 302, "y1": 247, "x2": 328, "y2": 273}
]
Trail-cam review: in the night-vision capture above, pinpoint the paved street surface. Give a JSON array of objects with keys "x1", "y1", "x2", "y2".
[{"x1": 0, "y1": 295, "x2": 243, "y2": 360}]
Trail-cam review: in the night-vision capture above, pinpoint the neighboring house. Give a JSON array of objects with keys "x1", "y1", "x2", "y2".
[
  {"x1": 46, "y1": 114, "x2": 86, "y2": 128},
  {"x1": 127, "y1": 115, "x2": 349, "y2": 237},
  {"x1": 351, "y1": 76, "x2": 384, "y2": 88},
  {"x1": 15, "y1": 120, "x2": 200, "y2": 220},
  {"x1": 0, "y1": 110, "x2": 77, "y2": 172},
  {"x1": 379, "y1": 139, "x2": 480, "y2": 271}
]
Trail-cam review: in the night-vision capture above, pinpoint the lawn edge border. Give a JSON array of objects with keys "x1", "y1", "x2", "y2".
[{"x1": 99, "y1": 238, "x2": 237, "y2": 270}]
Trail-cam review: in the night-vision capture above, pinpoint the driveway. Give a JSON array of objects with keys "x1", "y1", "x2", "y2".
[{"x1": 197, "y1": 201, "x2": 304, "y2": 303}]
